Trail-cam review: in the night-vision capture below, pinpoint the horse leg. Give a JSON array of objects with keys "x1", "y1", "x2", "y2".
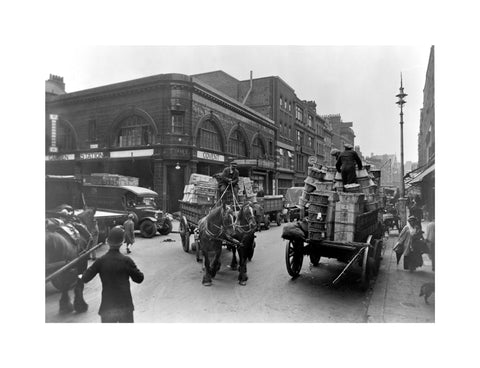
[
  {"x1": 230, "y1": 246, "x2": 238, "y2": 270},
  {"x1": 73, "y1": 278, "x2": 88, "y2": 313},
  {"x1": 59, "y1": 289, "x2": 73, "y2": 314},
  {"x1": 201, "y1": 243, "x2": 212, "y2": 286},
  {"x1": 237, "y1": 245, "x2": 248, "y2": 286},
  {"x1": 210, "y1": 244, "x2": 222, "y2": 278}
]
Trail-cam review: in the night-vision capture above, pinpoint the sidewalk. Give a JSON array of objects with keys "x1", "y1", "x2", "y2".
[{"x1": 367, "y1": 223, "x2": 435, "y2": 323}]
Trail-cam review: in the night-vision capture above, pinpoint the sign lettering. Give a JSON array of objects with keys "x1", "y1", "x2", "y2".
[
  {"x1": 196, "y1": 150, "x2": 225, "y2": 162},
  {"x1": 80, "y1": 152, "x2": 104, "y2": 160},
  {"x1": 45, "y1": 154, "x2": 75, "y2": 161}
]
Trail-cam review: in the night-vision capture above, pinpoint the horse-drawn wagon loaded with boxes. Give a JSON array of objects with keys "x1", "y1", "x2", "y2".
[
  {"x1": 282, "y1": 164, "x2": 385, "y2": 290},
  {"x1": 178, "y1": 174, "x2": 258, "y2": 261}
]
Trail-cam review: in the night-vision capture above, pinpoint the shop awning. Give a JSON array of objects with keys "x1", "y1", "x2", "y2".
[{"x1": 408, "y1": 164, "x2": 435, "y2": 185}]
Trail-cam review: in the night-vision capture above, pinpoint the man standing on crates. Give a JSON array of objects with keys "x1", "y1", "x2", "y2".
[
  {"x1": 335, "y1": 143, "x2": 363, "y2": 186},
  {"x1": 219, "y1": 158, "x2": 240, "y2": 203}
]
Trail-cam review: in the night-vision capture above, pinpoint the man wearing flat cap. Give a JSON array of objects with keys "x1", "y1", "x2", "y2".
[
  {"x1": 335, "y1": 143, "x2": 363, "y2": 187},
  {"x1": 81, "y1": 226, "x2": 144, "y2": 323},
  {"x1": 219, "y1": 158, "x2": 240, "y2": 201}
]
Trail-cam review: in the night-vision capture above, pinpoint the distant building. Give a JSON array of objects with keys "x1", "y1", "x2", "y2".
[
  {"x1": 319, "y1": 114, "x2": 355, "y2": 151},
  {"x1": 408, "y1": 45, "x2": 435, "y2": 219},
  {"x1": 194, "y1": 71, "x2": 325, "y2": 192}
]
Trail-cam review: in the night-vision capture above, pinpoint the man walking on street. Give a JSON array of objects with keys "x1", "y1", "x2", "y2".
[
  {"x1": 80, "y1": 226, "x2": 144, "y2": 323},
  {"x1": 123, "y1": 213, "x2": 135, "y2": 254},
  {"x1": 335, "y1": 143, "x2": 363, "y2": 186}
]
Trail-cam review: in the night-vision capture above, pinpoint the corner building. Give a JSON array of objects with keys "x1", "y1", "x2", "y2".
[{"x1": 45, "y1": 74, "x2": 276, "y2": 212}]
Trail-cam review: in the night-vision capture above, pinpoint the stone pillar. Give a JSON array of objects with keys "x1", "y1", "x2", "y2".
[
  {"x1": 397, "y1": 197, "x2": 407, "y2": 229},
  {"x1": 153, "y1": 158, "x2": 165, "y2": 211}
]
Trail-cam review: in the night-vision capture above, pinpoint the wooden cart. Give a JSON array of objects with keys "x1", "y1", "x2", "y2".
[{"x1": 284, "y1": 207, "x2": 384, "y2": 291}]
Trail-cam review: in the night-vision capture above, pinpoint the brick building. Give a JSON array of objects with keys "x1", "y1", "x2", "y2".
[
  {"x1": 45, "y1": 73, "x2": 276, "y2": 212},
  {"x1": 194, "y1": 71, "x2": 328, "y2": 193}
]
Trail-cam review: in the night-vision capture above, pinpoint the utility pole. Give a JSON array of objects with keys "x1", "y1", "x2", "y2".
[{"x1": 396, "y1": 73, "x2": 407, "y2": 227}]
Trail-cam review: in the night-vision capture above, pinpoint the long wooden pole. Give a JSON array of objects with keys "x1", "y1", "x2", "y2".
[{"x1": 45, "y1": 242, "x2": 104, "y2": 283}]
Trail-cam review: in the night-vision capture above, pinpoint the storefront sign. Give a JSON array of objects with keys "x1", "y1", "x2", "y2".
[
  {"x1": 110, "y1": 149, "x2": 154, "y2": 158},
  {"x1": 45, "y1": 154, "x2": 75, "y2": 161},
  {"x1": 196, "y1": 150, "x2": 225, "y2": 162},
  {"x1": 163, "y1": 147, "x2": 191, "y2": 159},
  {"x1": 79, "y1": 152, "x2": 104, "y2": 160}
]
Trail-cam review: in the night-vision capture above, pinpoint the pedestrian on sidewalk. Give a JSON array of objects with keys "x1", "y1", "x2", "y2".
[
  {"x1": 80, "y1": 226, "x2": 144, "y2": 323},
  {"x1": 425, "y1": 216, "x2": 435, "y2": 272},
  {"x1": 124, "y1": 213, "x2": 135, "y2": 254},
  {"x1": 393, "y1": 215, "x2": 425, "y2": 271}
]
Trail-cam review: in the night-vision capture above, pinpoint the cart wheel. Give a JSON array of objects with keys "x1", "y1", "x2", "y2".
[
  {"x1": 372, "y1": 239, "x2": 383, "y2": 276},
  {"x1": 140, "y1": 219, "x2": 157, "y2": 238},
  {"x1": 309, "y1": 253, "x2": 321, "y2": 266},
  {"x1": 179, "y1": 216, "x2": 190, "y2": 253},
  {"x1": 276, "y1": 212, "x2": 282, "y2": 226},
  {"x1": 263, "y1": 215, "x2": 270, "y2": 230},
  {"x1": 360, "y1": 247, "x2": 373, "y2": 291},
  {"x1": 285, "y1": 240, "x2": 304, "y2": 278}
]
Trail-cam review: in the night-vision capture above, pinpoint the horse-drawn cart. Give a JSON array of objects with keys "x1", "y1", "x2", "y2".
[
  {"x1": 178, "y1": 200, "x2": 211, "y2": 254},
  {"x1": 284, "y1": 189, "x2": 384, "y2": 290}
]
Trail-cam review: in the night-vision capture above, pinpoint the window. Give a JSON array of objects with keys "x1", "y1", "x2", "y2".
[
  {"x1": 288, "y1": 102, "x2": 292, "y2": 112},
  {"x1": 288, "y1": 125, "x2": 291, "y2": 138},
  {"x1": 116, "y1": 115, "x2": 153, "y2": 147},
  {"x1": 296, "y1": 130, "x2": 302, "y2": 145},
  {"x1": 280, "y1": 96, "x2": 283, "y2": 109},
  {"x1": 308, "y1": 115, "x2": 313, "y2": 128},
  {"x1": 252, "y1": 136, "x2": 266, "y2": 158},
  {"x1": 228, "y1": 129, "x2": 247, "y2": 157},
  {"x1": 197, "y1": 119, "x2": 222, "y2": 151},
  {"x1": 269, "y1": 141, "x2": 273, "y2": 156},
  {"x1": 171, "y1": 113, "x2": 184, "y2": 134},
  {"x1": 88, "y1": 119, "x2": 97, "y2": 142},
  {"x1": 279, "y1": 122, "x2": 283, "y2": 136},
  {"x1": 308, "y1": 136, "x2": 313, "y2": 148},
  {"x1": 296, "y1": 106, "x2": 303, "y2": 121},
  {"x1": 284, "y1": 99, "x2": 288, "y2": 109}
]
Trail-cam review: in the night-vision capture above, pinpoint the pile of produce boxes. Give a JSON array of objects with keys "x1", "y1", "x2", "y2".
[
  {"x1": 182, "y1": 174, "x2": 217, "y2": 204},
  {"x1": 301, "y1": 164, "x2": 383, "y2": 242}
]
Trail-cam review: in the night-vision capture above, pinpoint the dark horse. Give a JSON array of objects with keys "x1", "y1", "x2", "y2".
[
  {"x1": 45, "y1": 207, "x2": 96, "y2": 314},
  {"x1": 198, "y1": 203, "x2": 237, "y2": 286},
  {"x1": 229, "y1": 202, "x2": 257, "y2": 285}
]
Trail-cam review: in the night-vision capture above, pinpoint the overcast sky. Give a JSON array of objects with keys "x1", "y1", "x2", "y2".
[{"x1": 46, "y1": 45, "x2": 431, "y2": 163}]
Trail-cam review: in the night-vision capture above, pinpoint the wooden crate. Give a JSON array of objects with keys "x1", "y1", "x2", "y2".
[
  {"x1": 334, "y1": 231, "x2": 355, "y2": 242},
  {"x1": 335, "y1": 209, "x2": 358, "y2": 224},
  {"x1": 338, "y1": 192, "x2": 365, "y2": 204},
  {"x1": 308, "y1": 203, "x2": 329, "y2": 215},
  {"x1": 309, "y1": 230, "x2": 326, "y2": 241},
  {"x1": 309, "y1": 221, "x2": 327, "y2": 231},
  {"x1": 309, "y1": 192, "x2": 329, "y2": 205}
]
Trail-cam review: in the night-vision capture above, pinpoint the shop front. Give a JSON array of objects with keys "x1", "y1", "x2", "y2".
[{"x1": 233, "y1": 158, "x2": 275, "y2": 194}]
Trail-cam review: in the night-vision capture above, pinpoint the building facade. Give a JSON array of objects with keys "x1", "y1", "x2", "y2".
[
  {"x1": 194, "y1": 71, "x2": 335, "y2": 193},
  {"x1": 45, "y1": 73, "x2": 276, "y2": 212}
]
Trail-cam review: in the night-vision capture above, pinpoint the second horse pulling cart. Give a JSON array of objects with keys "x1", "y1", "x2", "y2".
[{"x1": 178, "y1": 181, "x2": 255, "y2": 262}]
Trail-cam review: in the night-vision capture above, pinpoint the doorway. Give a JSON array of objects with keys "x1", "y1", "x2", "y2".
[{"x1": 167, "y1": 165, "x2": 185, "y2": 213}]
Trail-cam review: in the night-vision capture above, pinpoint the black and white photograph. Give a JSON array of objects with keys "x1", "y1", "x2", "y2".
[
  {"x1": 3, "y1": 1, "x2": 479, "y2": 367},
  {"x1": 44, "y1": 45, "x2": 435, "y2": 324}
]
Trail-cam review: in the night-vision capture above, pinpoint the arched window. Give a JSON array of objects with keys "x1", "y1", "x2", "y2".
[
  {"x1": 252, "y1": 136, "x2": 266, "y2": 158},
  {"x1": 196, "y1": 119, "x2": 222, "y2": 151},
  {"x1": 228, "y1": 129, "x2": 247, "y2": 157},
  {"x1": 45, "y1": 119, "x2": 75, "y2": 153},
  {"x1": 115, "y1": 115, "x2": 154, "y2": 147}
]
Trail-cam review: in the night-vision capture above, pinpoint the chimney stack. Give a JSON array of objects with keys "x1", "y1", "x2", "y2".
[{"x1": 45, "y1": 74, "x2": 66, "y2": 95}]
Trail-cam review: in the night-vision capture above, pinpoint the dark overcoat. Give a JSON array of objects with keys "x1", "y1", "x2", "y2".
[
  {"x1": 82, "y1": 249, "x2": 144, "y2": 316},
  {"x1": 335, "y1": 150, "x2": 363, "y2": 185}
]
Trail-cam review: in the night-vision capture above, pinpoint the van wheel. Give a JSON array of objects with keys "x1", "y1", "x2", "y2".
[{"x1": 140, "y1": 220, "x2": 157, "y2": 238}]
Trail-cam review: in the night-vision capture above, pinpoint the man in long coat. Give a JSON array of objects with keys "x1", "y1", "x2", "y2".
[
  {"x1": 81, "y1": 226, "x2": 144, "y2": 323},
  {"x1": 335, "y1": 143, "x2": 363, "y2": 186},
  {"x1": 219, "y1": 160, "x2": 240, "y2": 200}
]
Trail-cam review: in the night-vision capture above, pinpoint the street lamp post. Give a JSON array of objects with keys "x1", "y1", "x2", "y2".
[{"x1": 396, "y1": 73, "x2": 407, "y2": 227}]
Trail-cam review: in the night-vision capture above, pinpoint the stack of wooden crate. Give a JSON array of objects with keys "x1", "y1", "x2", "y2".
[
  {"x1": 307, "y1": 193, "x2": 329, "y2": 241},
  {"x1": 182, "y1": 174, "x2": 217, "y2": 204},
  {"x1": 334, "y1": 192, "x2": 365, "y2": 242}
]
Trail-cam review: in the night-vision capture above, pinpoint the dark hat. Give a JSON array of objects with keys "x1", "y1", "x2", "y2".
[
  {"x1": 408, "y1": 215, "x2": 417, "y2": 222},
  {"x1": 344, "y1": 143, "x2": 353, "y2": 149},
  {"x1": 107, "y1": 226, "x2": 125, "y2": 247},
  {"x1": 330, "y1": 148, "x2": 340, "y2": 156}
]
